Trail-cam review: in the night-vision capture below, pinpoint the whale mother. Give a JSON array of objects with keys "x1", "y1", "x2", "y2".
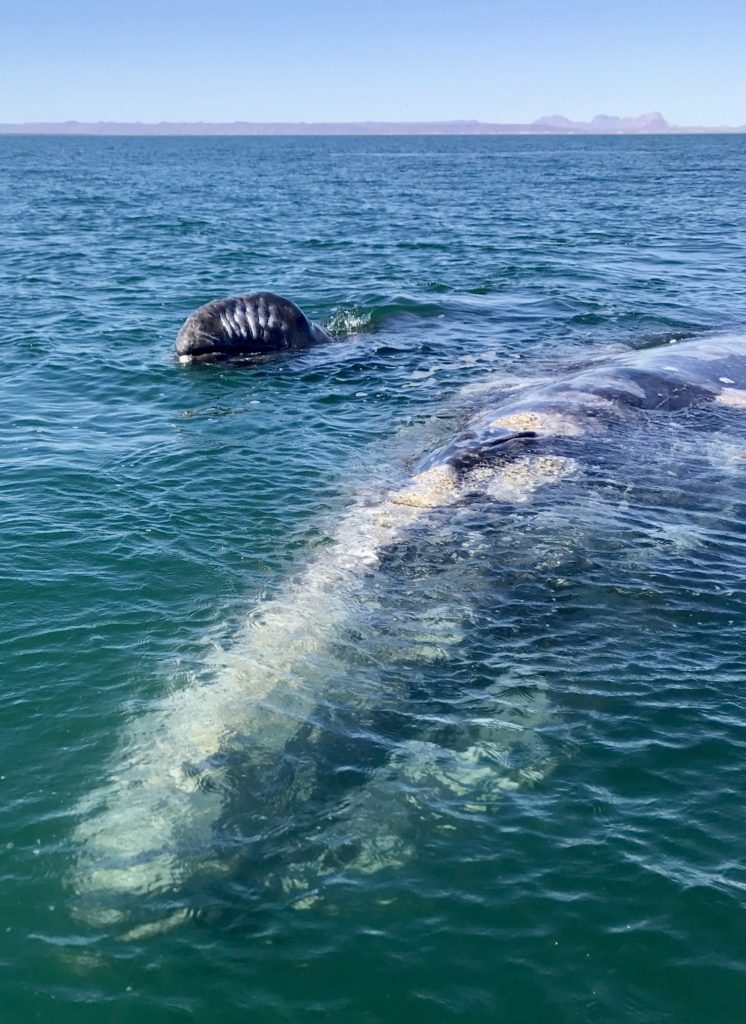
[
  {"x1": 175, "y1": 291, "x2": 332, "y2": 363},
  {"x1": 415, "y1": 333, "x2": 746, "y2": 476},
  {"x1": 72, "y1": 300, "x2": 746, "y2": 936}
]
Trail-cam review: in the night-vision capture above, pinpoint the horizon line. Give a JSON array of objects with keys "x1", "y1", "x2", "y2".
[{"x1": 1, "y1": 117, "x2": 744, "y2": 137}]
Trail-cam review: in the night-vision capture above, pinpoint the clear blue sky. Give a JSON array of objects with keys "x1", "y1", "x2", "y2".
[{"x1": 3, "y1": 0, "x2": 744, "y2": 125}]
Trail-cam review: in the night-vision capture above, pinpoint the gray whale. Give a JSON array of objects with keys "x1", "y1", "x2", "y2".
[
  {"x1": 417, "y1": 334, "x2": 746, "y2": 475},
  {"x1": 175, "y1": 291, "x2": 332, "y2": 363},
  {"x1": 70, "y1": 321, "x2": 746, "y2": 936}
]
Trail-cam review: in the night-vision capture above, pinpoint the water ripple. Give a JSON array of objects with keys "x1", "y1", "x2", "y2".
[{"x1": 2, "y1": 134, "x2": 746, "y2": 1023}]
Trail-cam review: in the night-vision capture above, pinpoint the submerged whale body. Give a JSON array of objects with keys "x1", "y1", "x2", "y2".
[
  {"x1": 71, "y1": 311, "x2": 746, "y2": 936},
  {"x1": 175, "y1": 291, "x2": 332, "y2": 363},
  {"x1": 418, "y1": 334, "x2": 746, "y2": 474}
]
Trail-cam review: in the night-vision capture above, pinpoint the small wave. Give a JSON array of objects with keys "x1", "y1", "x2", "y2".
[
  {"x1": 325, "y1": 296, "x2": 450, "y2": 336},
  {"x1": 325, "y1": 306, "x2": 375, "y2": 337}
]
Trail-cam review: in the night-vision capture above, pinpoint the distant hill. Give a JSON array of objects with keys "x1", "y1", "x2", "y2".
[
  {"x1": 0, "y1": 114, "x2": 742, "y2": 136},
  {"x1": 533, "y1": 115, "x2": 576, "y2": 129},
  {"x1": 534, "y1": 112, "x2": 673, "y2": 133}
]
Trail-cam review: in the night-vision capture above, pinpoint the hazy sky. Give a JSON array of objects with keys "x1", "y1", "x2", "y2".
[{"x1": 3, "y1": 0, "x2": 744, "y2": 124}]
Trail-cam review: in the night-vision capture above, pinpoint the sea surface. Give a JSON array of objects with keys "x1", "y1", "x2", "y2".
[{"x1": 2, "y1": 134, "x2": 746, "y2": 1023}]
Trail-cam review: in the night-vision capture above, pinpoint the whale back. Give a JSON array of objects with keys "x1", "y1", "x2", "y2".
[{"x1": 417, "y1": 335, "x2": 746, "y2": 473}]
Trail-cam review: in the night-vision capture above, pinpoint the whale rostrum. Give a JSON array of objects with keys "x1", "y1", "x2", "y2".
[{"x1": 175, "y1": 291, "x2": 332, "y2": 363}]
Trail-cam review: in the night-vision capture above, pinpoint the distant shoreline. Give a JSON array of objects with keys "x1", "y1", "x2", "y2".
[{"x1": 1, "y1": 119, "x2": 744, "y2": 137}]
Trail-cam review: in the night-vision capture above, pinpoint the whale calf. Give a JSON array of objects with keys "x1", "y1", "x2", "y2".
[
  {"x1": 175, "y1": 291, "x2": 332, "y2": 363},
  {"x1": 71, "y1": 312, "x2": 746, "y2": 936}
]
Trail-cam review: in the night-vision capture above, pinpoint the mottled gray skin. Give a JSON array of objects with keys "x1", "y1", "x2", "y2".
[
  {"x1": 175, "y1": 292, "x2": 332, "y2": 362},
  {"x1": 417, "y1": 335, "x2": 746, "y2": 473}
]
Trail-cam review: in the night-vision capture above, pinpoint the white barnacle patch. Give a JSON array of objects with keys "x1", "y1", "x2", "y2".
[
  {"x1": 178, "y1": 355, "x2": 192, "y2": 364},
  {"x1": 467, "y1": 455, "x2": 578, "y2": 504},
  {"x1": 388, "y1": 465, "x2": 458, "y2": 509},
  {"x1": 490, "y1": 410, "x2": 586, "y2": 437},
  {"x1": 716, "y1": 388, "x2": 746, "y2": 409}
]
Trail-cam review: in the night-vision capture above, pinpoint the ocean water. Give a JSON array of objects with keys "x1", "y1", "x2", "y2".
[{"x1": 2, "y1": 134, "x2": 746, "y2": 1023}]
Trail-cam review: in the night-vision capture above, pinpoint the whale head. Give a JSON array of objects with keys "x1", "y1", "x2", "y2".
[{"x1": 175, "y1": 292, "x2": 331, "y2": 363}]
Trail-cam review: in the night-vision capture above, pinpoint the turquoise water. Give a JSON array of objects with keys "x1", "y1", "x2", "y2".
[{"x1": 2, "y1": 135, "x2": 746, "y2": 1022}]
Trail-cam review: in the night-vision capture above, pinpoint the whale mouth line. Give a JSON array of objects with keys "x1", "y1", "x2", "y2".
[
  {"x1": 177, "y1": 349, "x2": 224, "y2": 364},
  {"x1": 176, "y1": 343, "x2": 286, "y2": 365},
  {"x1": 178, "y1": 349, "x2": 237, "y2": 364}
]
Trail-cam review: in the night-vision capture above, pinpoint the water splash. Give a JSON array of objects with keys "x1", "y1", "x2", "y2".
[{"x1": 324, "y1": 305, "x2": 375, "y2": 337}]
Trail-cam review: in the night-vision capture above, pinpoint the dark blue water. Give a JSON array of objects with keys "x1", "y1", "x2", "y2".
[{"x1": 2, "y1": 135, "x2": 746, "y2": 1023}]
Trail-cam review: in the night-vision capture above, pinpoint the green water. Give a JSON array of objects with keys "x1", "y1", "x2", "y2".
[{"x1": 2, "y1": 135, "x2": 746, "y2": 1022}]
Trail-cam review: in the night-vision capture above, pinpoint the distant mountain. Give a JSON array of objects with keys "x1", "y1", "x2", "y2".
[
  {"x1": 0, "y1": 114, "x2": 742, "y2": 136},
  {"x1": 593, "y1": 112, "x2": 669, "y2": 131},
  {"x1": 534, "y1": 112, "x2": 672, "y2": 133},
  {"x1": 533, "y1": 115, "x2": 576, "y2": 129}
]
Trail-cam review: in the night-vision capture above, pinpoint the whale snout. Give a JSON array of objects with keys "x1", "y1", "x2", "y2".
[{"x1": 175, "y1": 291, "x2": 331, "y2": 363}]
